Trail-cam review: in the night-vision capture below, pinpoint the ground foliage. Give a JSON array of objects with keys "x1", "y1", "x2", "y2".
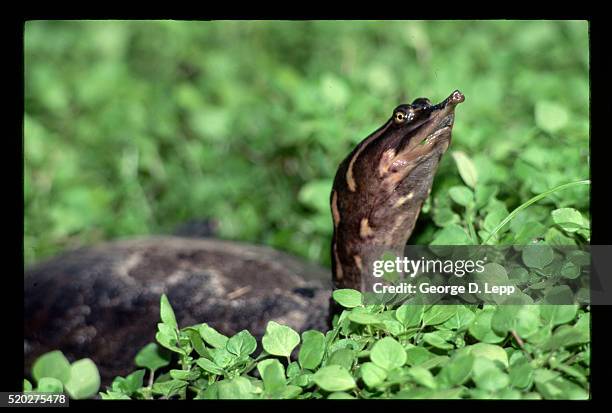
[
  {"x1": 27, "y1": 291, "x2": 590, "y2": 399},
  {"x1": 25, "y1": 20, "x2": 589, "y2": 265},
  {"x1": 24, "y1": 20, "x2": 590, "y2": 399}
]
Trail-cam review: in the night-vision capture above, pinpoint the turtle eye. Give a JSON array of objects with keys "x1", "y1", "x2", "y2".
[{"x1": 394, "y1": 110, "x2": 413, "y2": 124}]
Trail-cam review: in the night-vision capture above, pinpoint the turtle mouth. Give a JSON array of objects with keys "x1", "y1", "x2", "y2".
[
  {"x1": 405, "y1": 91, "x2": 462, "y2": 152},
  {"x1": 420, "y1": 114, "x2": 455, "y2": 146}
]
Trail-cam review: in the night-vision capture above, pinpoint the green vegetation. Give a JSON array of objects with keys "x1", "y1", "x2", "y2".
[
  {"x1": 25, "y1": 20, "x2": 589, "y2": 265},
  {"x1": 24, "y1": 20, "x2": 590, "y2": 399},
  {"x1": 27, "y1": 291, "x2": 590, "y2": 399},
  {"x1": 24, "y1": 350, "x2": 100, "y2": 399}
]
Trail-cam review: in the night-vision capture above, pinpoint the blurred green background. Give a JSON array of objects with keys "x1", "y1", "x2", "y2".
[{"x1": 24, "y1": 20, "x2": 589, "y2": 268}]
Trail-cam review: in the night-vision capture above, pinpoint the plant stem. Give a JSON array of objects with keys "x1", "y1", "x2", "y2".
[
  {"x1": 148, "y1": 369, "x2": 155, "y2": 388},
  {"x1": 510, "y1": 330, "x2": 533, "y2": 361},
  {"x1": 244, "y1": 352, "x2": 268, "y2": 374},
  {"x1": 482, "y1": 179, "x2": 590, "y2": 245}
]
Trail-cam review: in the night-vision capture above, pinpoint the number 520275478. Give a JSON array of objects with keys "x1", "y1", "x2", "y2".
[{"x1": 1, "y1": 392, "x2": 68, "y2": 407}]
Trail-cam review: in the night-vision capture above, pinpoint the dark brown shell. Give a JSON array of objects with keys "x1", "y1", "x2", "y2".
[{"x1": 24, "y1": 236, "x2": 330, "y2": 385}]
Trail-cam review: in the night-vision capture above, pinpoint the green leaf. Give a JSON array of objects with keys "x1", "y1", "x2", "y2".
[
  {"x1": 422, "y1": 332, "x2": 454, "y2": 350},
  {"x1": 540, "y1": 305, "x2": 578, "y2": 326},
  {"x1": 160, "y1": 294, "x2": 178, "y2": 330},
  {"x1": 431, "y1": 224, "x2": 472, "y2": 245},
  {"x1": 483, "y1": 209, "x2": 508, "y2": 234},
  {"x1": 473, "y1": 263, "x2": 509, "y2": 300},
  {"x1": 408, "y1": 366, "x2": 437, "y2": 389},
  {"x1": 211, "y1": 348, "x2": 236, "y2": 369},
  {"x1": 440, "y1": 353, "x2": 474, "y2": 386},
  {"x1": 64, "y1": 358, "x2": 100, "y2": 399},
  {"x1": 452, "y1": 151, "x2": 479, "y2": 188},
  {"x1": 567, "y1": 250, "x2": 590, "y2": 266},
  {"x1": 543, "y1": 285, "x2": 575, "y2": 305},
  {"x1": 299, "y1": 330, "x2": 326, "y2": 370},
  {"x1": 469, "y1": 309, "x2": 506, "y2": 343},
  {"x1": 491, "y1": 305, "x2": 541, "y2": 338},
  {"x1": 37, "y1": 377, "x2": 64, "y2": 393},
  {"x1": 196, "y1": 358, "x2": 224, "y2": 375},
  {"x1": 185, "y1": 328, "x2": 208, "y2": 356},
  {"x1": 312, "y1": 365, "x2": 356, "y2": 392},
  {"x1": 545, "y1": 227, "x2": 577, "y2": 246},
  {"x1": 112, "y1": 369, "x2": 145, "y2": 396},
  {"x1": 329, "y1": 338, "x2": 361, "y2": 353},
  {"x1": 156, "y1": 323, "x2": 182, "y2": 353},
  {"x1": 405, "y1": 347, "x2": 435, "y2": 367},
  {"x1": 135, "y1": 343, "x2": 172, "y2": 371},
  {"x1": 467, "y1": 343, "x2": 509, "y2": 368},
  {"x1": 432, "y1": 206, "x2": 460, "y2": 227},
  {"x1": 382, "y1": 319, "x2": 404, "y2": 336},
  {"x1": 417, "y1": 358, "x2": 452, "y2": 373},
  {"x1": 327, "y1": 348, "x2": 355, "y2": 370},
  {"x1": 99, "y1": 391, "x2": 132, "y2": 400},
  {"x1": 441, "y1": 305, "x2": 475, "y2": 331},
  {"x1": 262, "y1": 321, "x2": 300, "y2": 358},
  {"x1": 552, "y1": 208, "x2": 586, "y2": 233},
  {"x1": 151, "y1": 379, "x2": 188, "y2": 398},
  {"x1": 535, "y1": 370, "x2": 588, "y2": 400},
  {"x1": 396, "y1": 304, "x2": 424, "y2": 327},
  {"x1": 475, "y1": 185, "x2": 498, "y2": 209},
  {"x1": 422, "y1": 305, "x2": 458, "y2": 326},
  {"x1": 448, "y1": 185, "x2": 474, "y2": 207},
  {"x1": 508, "y1": 266, "x2": 530, "y2": 284},
  {"x1": 542, "y1": 325, "x2": 589, "y2": 351},
  {"x1": 199, "y1": 323, "x2": 229, "y2": 349},
  {"x1": 560, "y1": 261, "x2": 581, "y2": 279},
  {"x1": 226, "y1": 330, "x2": 257, "y2": 357},
  {"x1": 360, "y1": 362, "x2": 387, "y2": 387},
  {"x1": 332, "y1": 289, "x2": 362, "y2": 308},
  {"x1": 553, "y1": 363, "x2": 588, "y2": 383},
  {"x1": 347, "y1": 311, "x2": 383, "y2": 325},
  {"x1": 23, "y1": 379, "x2": 32, "y2": 392},
  {"x1": 370, "y1": 337, "x2": 407, "y2": 370},
  {"x1": 509, "y1": 357, "x2": 534, "y2": 389},
  {"x1": 170, "y1": 369, "x2": 200, "y2": 381},
  {"x1": 513, "y1": 221, "x2": 547, "y2": 244},
  {"x1": 535, "y1": 101, "x2": 569, "y2": 133},
  {"x1": 472, "y1": 358, "x2": 510, "y2": 392},
  {"x1": 32, "y1": 350, "x2": 71, "y2": 384},
  {"x1": 195, "y1": 382, "x2": 219, "y2": 399},
  {"x1": 257, "y1": 359, "x2": 286, "y2": 394},
  {"x1": 522, "y1": 243, "x2": 554, "y2": 269},
  {"x1": 277, "y1": 385, "x2": 302, "y2": 399},
  {"x1": 292, "y1": 372, "x2": 313, "y2": 388},
  {"x1": 286, "y1": 361, "x2": 301, "y2": 379}
]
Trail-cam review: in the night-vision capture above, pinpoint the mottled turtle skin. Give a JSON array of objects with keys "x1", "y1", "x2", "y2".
[{"x1": 24, "y1": 236, "x2": 330, "y2": 384}]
